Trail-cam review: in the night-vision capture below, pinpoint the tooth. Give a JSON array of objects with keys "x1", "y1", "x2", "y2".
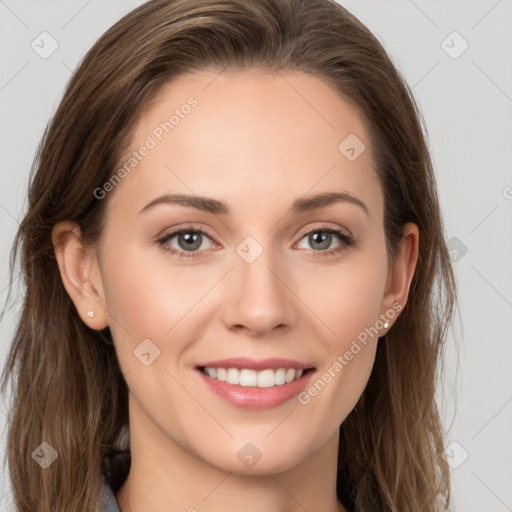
[
  {"x1": 204, "y1": 366, "x2": 306, "y2": 386},
  {"x1": 226, "y1": 368, "x2": 240, "y2": 385},
  {"x1": 274, "y1": 368, "x2": 286, "y2": 385},
  {"x1": 239, "y1": 369, "x2": 257, "y2": 386},
  {"x1": 257, "y1": 369, "x2": 275, "y2": 388},
  {"x1": 285, "y1": 369, "x2": 295, "y2": 383},
  {"x1": 204, "y1": 367, "x2": 217, "y2": 378}
]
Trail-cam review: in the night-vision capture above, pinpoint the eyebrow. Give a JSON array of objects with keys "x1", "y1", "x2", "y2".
[{"x1": 137, "y1": 191, "x2": 369, "y2": 216}]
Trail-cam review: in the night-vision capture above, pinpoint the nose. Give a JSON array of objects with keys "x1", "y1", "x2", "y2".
[{"x1": 220, "y1": 246, "x2": 298, "y2": 338}]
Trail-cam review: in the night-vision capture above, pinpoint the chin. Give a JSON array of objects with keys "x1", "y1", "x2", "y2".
[{"x1": 195, "y1": 437, "x2": 310, "y2": 476}]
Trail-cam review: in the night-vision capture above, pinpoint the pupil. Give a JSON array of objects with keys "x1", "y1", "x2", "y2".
[
  {"x1": 180, "y1": 232, "x2": 201, "y2": 251},
  {"x1": 311, "y1": 232, "x2": 330, "y2": 250}
]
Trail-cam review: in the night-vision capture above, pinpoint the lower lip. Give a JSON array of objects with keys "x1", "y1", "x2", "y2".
[{"x1": 196, "y1": 369, "x2": 315, "y2": 410}]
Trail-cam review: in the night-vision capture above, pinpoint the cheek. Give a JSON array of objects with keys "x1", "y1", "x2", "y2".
[
  {"x1": 100, "y1": 242, "x2": 217, "y2": 359},
  {"x1": 336, "y1": 267, "x2": 386, "y2": 341},
  {"x1": 297, "y1": 250, "x2": 388, "y2": 350},
  {"x1": 295, "y1": 245, "x2": 387, "y2": 419}
]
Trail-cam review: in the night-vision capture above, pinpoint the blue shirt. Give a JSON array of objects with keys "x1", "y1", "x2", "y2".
[
  {"x1": 97, "y1": 479, "x2": 121, "y2": 512},
  {"x1": 97, "y1": 450, "x2": 130, "y2": 511}
]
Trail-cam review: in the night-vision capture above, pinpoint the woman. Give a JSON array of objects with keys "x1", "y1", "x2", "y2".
[{"x1": 0, "y1": 0, "x2": 456, "y2": 511}]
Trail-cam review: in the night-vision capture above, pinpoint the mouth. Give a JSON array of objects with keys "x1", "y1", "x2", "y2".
[{"x1": 194, "y1": 357, "x2": 316, "y2": 410}]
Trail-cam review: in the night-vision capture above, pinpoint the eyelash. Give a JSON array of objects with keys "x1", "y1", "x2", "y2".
[{"x1": 156, "y1": 223, "x2": 355, "y2": 260}]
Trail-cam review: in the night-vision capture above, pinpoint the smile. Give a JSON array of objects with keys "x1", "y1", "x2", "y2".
[{"x1": 195, "y1": 357, "x2": 316, "y2": 410}]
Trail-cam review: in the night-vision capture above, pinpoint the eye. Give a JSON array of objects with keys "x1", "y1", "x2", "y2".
[
  {"x1": 157, "y1": 227, "x2": 215, "y2": 259},
  {"x1": 295, "y1": 224, "x2": 354, "y2": 258}
]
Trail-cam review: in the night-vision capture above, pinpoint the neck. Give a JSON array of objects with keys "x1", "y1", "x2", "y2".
[{"x1": 115, "y1": 396, "x2": 347, "y2": 512}]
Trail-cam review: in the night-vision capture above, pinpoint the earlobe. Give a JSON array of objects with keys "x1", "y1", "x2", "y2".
[
  {"x1": 51, "y1": 221, "x2": 109, "y2": 330},
  {"x1": 380, "y1": 222, "x2": 419, "y2": 332}
]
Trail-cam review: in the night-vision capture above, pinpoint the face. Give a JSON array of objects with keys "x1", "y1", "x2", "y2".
[{"x1": 92, "y1": 69, "x2": 401, "y2": 474}]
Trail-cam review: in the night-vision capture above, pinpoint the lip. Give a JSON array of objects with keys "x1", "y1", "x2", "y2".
[
  {"x1": 195, "y1": 358, "x2": 316, "y2": 410},
  {"x1": 195, "y1": 356, "x2": 314, "y2": 371}
]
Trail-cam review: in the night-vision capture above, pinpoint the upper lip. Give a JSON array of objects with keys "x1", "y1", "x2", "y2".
[{"x1": 196, "y1": 357, "x2": 315, "y2": 371}]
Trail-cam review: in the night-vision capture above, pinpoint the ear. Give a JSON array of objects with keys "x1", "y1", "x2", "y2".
[
  {"x1": 51, "y1": 220, "x2": 109, "y2": 330},
  {"x1": 380, "y1": 222, "x2": 419, "y2": 331}
]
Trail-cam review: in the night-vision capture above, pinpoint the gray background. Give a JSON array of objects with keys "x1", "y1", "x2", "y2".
[{"x1": 1, "y1": 1, "x2": 511, "y2": 510}]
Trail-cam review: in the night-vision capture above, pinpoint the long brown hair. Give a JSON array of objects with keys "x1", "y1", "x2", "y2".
[{"x1": 1, "y1": 1, "x2": 456, "y2": 510}]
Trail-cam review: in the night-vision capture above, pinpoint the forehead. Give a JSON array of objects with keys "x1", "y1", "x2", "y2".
[{"x1": 105, "y1": 69, "x2": 382, "y2": 221}]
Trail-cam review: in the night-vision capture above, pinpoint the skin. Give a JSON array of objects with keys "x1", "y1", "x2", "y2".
[{"x1": 52, "y1": 69, "x2": 419, "y2": 512}]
